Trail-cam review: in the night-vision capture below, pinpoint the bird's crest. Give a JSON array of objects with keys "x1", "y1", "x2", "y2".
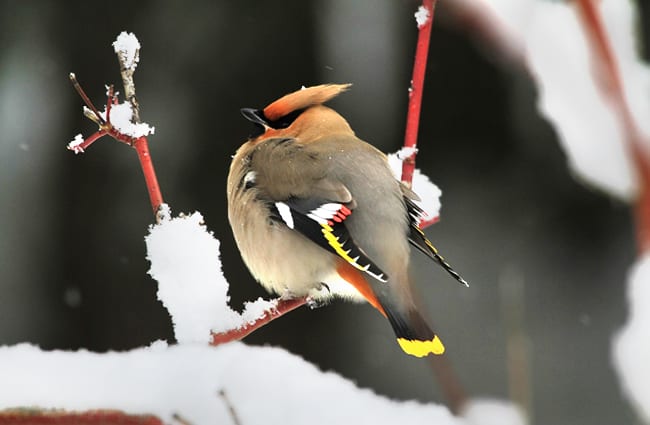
[{"x1": 263, "y1": 83, "x2": 351, "y2": 121}]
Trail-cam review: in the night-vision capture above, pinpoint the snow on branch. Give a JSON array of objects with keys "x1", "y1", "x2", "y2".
[
  {"x1": 389, "y1": 150, "x2": 442, "y2": 226},
  {"x1": 145, "y1": 206, "x2": 284, "y2": 343},
  {"x1": 68, "y1": 32, "x2": 161, "y2": 218}
]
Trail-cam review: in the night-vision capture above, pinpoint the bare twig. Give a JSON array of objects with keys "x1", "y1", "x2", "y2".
[
  {"x1": 172, "y1": 413, "x2": 192, "y2": 425},
  {"x1": 218, "y1": 390, "x2": 242, "y2": 425},
  {"x1": 114, "y1": 34, "x2": 142, "y2": 127}
]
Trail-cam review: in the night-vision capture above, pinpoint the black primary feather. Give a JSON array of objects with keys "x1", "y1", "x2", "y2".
[{"x1": 404, "y1": 197, "x2": 469, "y2": 287}]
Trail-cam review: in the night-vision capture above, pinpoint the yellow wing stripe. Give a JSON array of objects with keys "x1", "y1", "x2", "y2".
[
  {"x1": 321, "y1": 223, "x2": 365, "y2": 271},
  {"x1": 397, "y1": 336, "x2": 445, "y2": 357},
  {"x1": 414, "y1": 226, "x2": 439, "y2": 254}
]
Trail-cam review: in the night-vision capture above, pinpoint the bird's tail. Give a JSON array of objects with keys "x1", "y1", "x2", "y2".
[{"x1": 382, "y1": 303, "x2": 444, "y2": 357}]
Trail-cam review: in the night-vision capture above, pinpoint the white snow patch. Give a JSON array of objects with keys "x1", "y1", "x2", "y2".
[
  {"x1": 241, "y1": 297, "x2": 278, "y2": 325},
  {"x1": 396, "y1": 145, "x2": 419, "y2": 160},
  {"x1": 100, "y1": 102, "x2": 155, "y2": 138},
  {"x1": 145, "y1": 210, "x2": 280, "y2": 339},
  {"x1": 112, "y1": 31, "x2": 140, "y2": 71},
  {"x1": 145, "y1": 211, "x2": 241, "y2": 343},
  {"x1": 0, "y1": 343, "x2": 462, "y2": 425},
  {"x1": 461, "y1": 398, "x2": 527, "y2": 425},
  {"x1": 388, "y1": 151, "x2": 442, "y2": 221},
  {"x1": 415, "y1": 5, "x2": 430, "y2": 29},
  {"x1": 612, "y1": 255, "x2": 650, "y2": 423},
  {"x1": 67, "y1": 133, "x2": 85, "y2": 154}
]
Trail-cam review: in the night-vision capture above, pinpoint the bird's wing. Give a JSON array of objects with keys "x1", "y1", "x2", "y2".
[
  {"x1": 248, "y1": 137, "x2": 387, "y2": 282},
  {"x1": 402, "y1": 187, "x2": 468, "y2": 287},
  {"x1": 271, "y1": 196, "x2": 388, "y2": 283}
]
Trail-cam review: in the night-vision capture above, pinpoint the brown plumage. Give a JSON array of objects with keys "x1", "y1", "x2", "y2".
[{"x1": 227, "y1": 84, "x2": 466, "y2": 357}]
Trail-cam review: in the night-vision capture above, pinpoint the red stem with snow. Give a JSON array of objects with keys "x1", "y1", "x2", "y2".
[
  {"x1": 210, "y1": 297, "x2": 308, "y2": 345},
  {"x1": 69, "y1": 78, "x2": 163, "y2": 218},
  {"x1": 401, "y1": 0, "x2": 435, "y2": 189}
]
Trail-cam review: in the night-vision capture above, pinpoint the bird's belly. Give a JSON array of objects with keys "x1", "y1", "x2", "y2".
[{"x1": 235, "y1": 220, "x2": 324, "y2": 292}]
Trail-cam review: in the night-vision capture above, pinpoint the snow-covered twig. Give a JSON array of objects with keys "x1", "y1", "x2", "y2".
[
  {"x1": 400, "y1": 0, "x2": 435, "y2": 193},
  {"x1": 68, "y1": 32, "x2": 163, "y2": 221},
  {"x1": 210, "y1": 297, "x2": 308, "y2": 346}
]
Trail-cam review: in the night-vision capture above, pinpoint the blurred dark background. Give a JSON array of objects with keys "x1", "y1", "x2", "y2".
[{"x1": 1, "y1": 1, "x2": 648, "y2": 424}]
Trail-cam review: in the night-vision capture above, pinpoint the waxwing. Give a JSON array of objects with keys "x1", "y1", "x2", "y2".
[{"x1": 227, "y1": 84, "x2": 467, "y2": 357}]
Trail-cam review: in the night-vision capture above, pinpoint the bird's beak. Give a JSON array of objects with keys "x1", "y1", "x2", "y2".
[{"x1": 240, "y1": 108, "x2": 269, "y2": 127}]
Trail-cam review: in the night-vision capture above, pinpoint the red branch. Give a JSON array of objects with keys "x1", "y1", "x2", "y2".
[
  {"x1": 575, "y1": 0, "x2": 650, "y2": 253},
  {"x1": 133, "y1": 136, "x2": 164, "y2": 218},
  {"x1": 401, "y1": 0, "x2": 436, "y2": 189},
  {"x1": 210, "y1": 297, "x2": 308, "y2": 345},
  {"x1": 69, "y1": 75, "x2": 164, "y2": 219}
]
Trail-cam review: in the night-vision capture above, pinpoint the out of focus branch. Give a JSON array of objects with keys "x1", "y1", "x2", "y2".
[
  {"x1": 575, "y1": 0, "x2": 650, "y2": 254},
  {"x1": 0, "y1": 409, "x2": 163, "y2": 425}
]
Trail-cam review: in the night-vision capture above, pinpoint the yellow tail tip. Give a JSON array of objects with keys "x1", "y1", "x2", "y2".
[{"x1": 397, "y1": 336, "x2": 445, "y2": 357}]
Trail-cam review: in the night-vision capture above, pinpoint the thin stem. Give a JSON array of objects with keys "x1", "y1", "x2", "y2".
[
  {"x1": 401, "y1": 0, "x2": 435, "y2": 189},
  {"x1": 134, "y1": 136, "x2": 164, "y2": 216},
  {"x1": 105, "y1": 85, "x2": 115, "y2": 123},
  {"x1": 218, "y1": 390, "x2": 243, "y2": 425},
  {"x1": 69, "y1": 73, "x2": 105, "y2": 125},
  {"x1": 210, "y1": 297, "x2": 309, "y2": 345}
]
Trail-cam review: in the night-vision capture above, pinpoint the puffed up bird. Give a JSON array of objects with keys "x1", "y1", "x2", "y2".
[{"x1": 227, "y1": 84, "x2": 467, "y2": 357}]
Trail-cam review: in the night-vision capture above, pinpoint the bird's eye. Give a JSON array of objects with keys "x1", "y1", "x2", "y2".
[{"x1": 269, "y1": 108, "x2": 305, "y2": 129}]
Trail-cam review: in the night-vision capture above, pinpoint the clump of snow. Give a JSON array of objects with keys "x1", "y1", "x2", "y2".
[
  {"x1": 0, "y1": 343, "x2": 462, "y2": 425},
  {"x1": 396, "y1": 146, "x2": 419, "y2": 160},
  {"x1": 461, "y1": 399, "x2": 527, "y2": 425},
  {"x1": 415, "y1": 5, "x2": 431, "y2": 29},
  {"x1": 387, "y1": 151, "x2": 442, "y2": 222},
  {"x1": 112, "y1": 31, "x2": 140, "y2": 71},
  {"x1": 67, "y1": 133, "x2": 85, "y2": 154},
  {"x1": 145, "y1": 210, "x2": 240, "y2": 343},
  {"x1": 100, "y1": 102, "x2": 155, "y2": 138},
  {"x1": 240, "y1": 297, "x2": 278, "y2": 326},
  {"x1": 612, "y1": 255, "x2": 650, "y2": 423},
  {"x1": 145, "y1": 209, "x2": 277, "y2": 341}
]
